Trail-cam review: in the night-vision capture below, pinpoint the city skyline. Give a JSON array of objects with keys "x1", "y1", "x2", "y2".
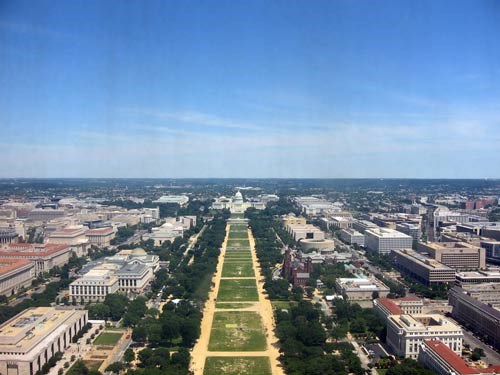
[{"x1": 1, "y1": 0, "x2": 500, "y2": 178}]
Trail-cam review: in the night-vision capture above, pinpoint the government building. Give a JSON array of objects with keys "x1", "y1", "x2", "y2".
[
  {"x1": 70, "y1": 248, "x2": 159, "y2": 302},
  {"x1": 0, "y1": 307, "x2": 88, "y2": 375},
  {"x1": 211, "y1": 191, "x2": 251, "y2": 213}
]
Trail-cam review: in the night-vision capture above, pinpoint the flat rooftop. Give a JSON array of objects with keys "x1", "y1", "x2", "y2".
[
  {"x1": 365, "y1": 227, "x2": 412, "y2": 239},
  {"x1": 389, "y1": 314, "x2": 462, "y2": 332},
  {"x1": 0, "y1": 307, "x2": 86, "y2": 355},
  {"x1": 392, "y1": 249, "x2": 454, "y2": 270}
]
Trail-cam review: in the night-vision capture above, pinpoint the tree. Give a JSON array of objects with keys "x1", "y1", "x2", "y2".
[
  {"x1": 88, "y1": 303, "x2": 110, "y2": 320},
  {"x1": 104, "y1": 294, "x2": 128, "y2": 321},
  {"x1": 161, "y1": 314, "x2": 181, "y2": 344},
  {"x1": 170, "y1": 347, "x2": 190, "y2": 367},
  {"x1": 105, "y1": 362, "x2": 124, "y2": 374},
  {"x1": 471, "y1": 347, "x2": 485, "y2": 361},
  {"x1": 124, "y1": 348, "x2": 135, "y2": 363},
  {"x1": 180, "y1": 318, "x2": 200, "y2": 346},
  {"x1": 132, "y1": 325, "x2": 147, "y2": 342}
]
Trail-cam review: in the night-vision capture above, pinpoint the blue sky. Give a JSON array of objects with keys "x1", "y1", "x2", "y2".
[{"x1": 1, "y1": 0, "x2": 499, "y2": 178}]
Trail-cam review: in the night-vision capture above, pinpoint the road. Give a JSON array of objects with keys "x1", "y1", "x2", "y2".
[
  {"x1": 123, "y1": 229, "x2": 147, "y2": 246},
  {"x1": 312, "y1": 289, "x2": 331, "y2": 317},
  {"x1": 460, "y1": 324, "x2": 500, "y2": 366}
]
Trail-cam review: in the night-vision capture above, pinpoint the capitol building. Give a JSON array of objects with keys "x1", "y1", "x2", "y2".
[{"x1": 211, "y1": 190, "x2": 251, "y2": 213}]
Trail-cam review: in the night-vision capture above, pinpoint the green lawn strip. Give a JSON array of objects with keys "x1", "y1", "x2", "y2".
[
  {"x1": 204, "y1": 356, "x2": 271, "y2": 375},
  {"x1": 208, "y1": 311, "x2": 267, "y2": 351},
  {"x1": 226, "y1": 239, "x2": 250, "y2": 247},
  {"x1": 222, "y1": 261, "x2": 255, "y2": 277},
  {"x1": 224, "y1": 253, "x2": 252, "y2": 258},
  {"x1": 92, "y1": 332, "x2": 122, "y2": 345},
  {"x1": 224, "y1": 251, "x2": 252, "y2": 256},
  {"x1": 217, "y1": 279, "x2": 259, "y2": 302},
  {"x1": 215, "y1": 302, "x2": 255, "y2": 309}
]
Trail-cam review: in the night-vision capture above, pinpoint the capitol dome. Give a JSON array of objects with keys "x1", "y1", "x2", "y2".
[{"x1": 234, "y1": 190, "x2": 243, "y2": 203}]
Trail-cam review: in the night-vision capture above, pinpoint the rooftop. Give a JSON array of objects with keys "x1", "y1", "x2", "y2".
[
  {"x1": 423, "y1": 339, "x2": 478, "y2": 374},
  {"x1": 392, "y1": 248, "x2": 454, "y2": 270},
  {"x1": 0, "y1": 307, "x2": 86, "y2": 355},
  {"x1": 390, "y1": 313, "x2": 462, "y2": 332},
  {"x1": 365, "y1": 227, "x2": 412, "y2": 239},
  {"x1": 0, "y1": 258, "x2": 32, "y2": 275}
]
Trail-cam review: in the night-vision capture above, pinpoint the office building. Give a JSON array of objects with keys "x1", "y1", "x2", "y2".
[
  {"x1": 386, "y1": 313, "x2": 463, "y2": 359},
  {"x1": 0, "y1": 243, "x2": 72, "y2": 275},
  {"x1": 152, "y1": 195, "x2": 189, "y2": 206},
  {"x1": 27, "y1": 209, "x2": 66, "y2": 222},
  {"x1": 328, "y1": 216, "x2": 352, "y2": 229},
  {"x1": 293, "y1": 196, "x2": 337, "y2": 216},
  {"x1": 418, "y1": 241, "x2": 486, "y2": 270},
  {"x1": 0, "y1": 307, "x2": 88, "y2": 375},
  {"x1": 449, "y1": 286, "x2": 500, "y2": 349},
  {"x1": 411, "y1": 204, "x2": 427, "y2": 215},
  {"x1": 335, "y1": 277, "x2": 390, "y2": 301},
  {"x1": 418, "y1": 339, "x2": 500, "y2": 375},
  {"x1": 373, "y1": 297, "x2": 424, "y2": 321},
  {"x1": 391, "y1": 249, "x2": 455, "y2": 285},
  {"x1": 85, "y1": 227, "x2": 116, "y2": 247},
  {"x1": 352, "y1": 219, "x2": 379, "y2": 234},
  {"x1": 455, "y1": 270, "x2": 500, "y2": 287},
  {"x1": 457, "y1": 282, "x2": 500, "y2": 306},
  {"x1": 0, "y1": 259, "x2": 35, "y2": 297},
  {"x1": 396, "y1": 222, "x2": 421, "y2": 241},
  {"x1": 46, "y1": 226, "x2": 90, "y2": 257},
  {"x1": 340, "y1": 228, "x2": 365, "y2": 247},
  {"x1": 433, "y1": 208, "x2": 488, "y2": 231},
  {"x1": 365, "y1": 228, "x2": 412, "y2": 255},
  {"x1": 481, "y1": 240, "x2": 500, "y2": 264},
  {"x1": 372, "y1": 213, "x2": 422, "y2": 230},
  {"x1": 0, "y1": 227, "x2": 19, "y2": 244}
]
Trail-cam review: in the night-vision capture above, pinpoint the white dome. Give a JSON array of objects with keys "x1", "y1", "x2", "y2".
[{"x1": 235, "y1": 191, "x2": 243, "y2": 199}]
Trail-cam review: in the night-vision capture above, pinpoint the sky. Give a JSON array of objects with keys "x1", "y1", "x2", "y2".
[{"x1": 1, "y1": 0, "x2": 500, "y2": 178}]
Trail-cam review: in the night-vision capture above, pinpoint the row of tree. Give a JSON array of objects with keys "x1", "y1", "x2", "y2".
[
  {"x1": 124, "y1": 211, "x2": 228, "y2": 374},
  {"x1": 247, "y1": 207, "x2": 364, "y2": 375}
]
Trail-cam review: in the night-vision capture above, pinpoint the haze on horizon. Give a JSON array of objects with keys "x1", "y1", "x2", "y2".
[{"x1": 1, "y1": 0, "x2": 500, "y2": 179}]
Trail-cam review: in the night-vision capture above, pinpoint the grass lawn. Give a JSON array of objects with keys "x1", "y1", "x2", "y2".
[
  {"x1": 215, "y1": 302, "x2": 256, "y2": 309},
  {"x1": 204, "y1": 356, "x2": 271, "y2": 375},
  {"x1": 217, "y1": 279, "x2": 259, "y2": 302},
  {"x1": 271, "y1": 300, "x2": 299, "y2": 311},
  {"x1": 208, "y1": 311, "x2": 267, "y2": 351},
  {"x1": 222, "y1": 261, "x2": 255, "y2": 277},
  {"x1": 224, "y1": 252, "x2": 252, "y2": 260},
  {"x1": 228, "y1": 235, "x2": 249, "y2": 242},
  {"x1": 226, "y1": 239, "x2": 250, "y2": 247},
  {"x1": 93, "y1": 332, "x2": 122, "y2": 345},
  {"x1": 229, "y1": 228, "x2": 248, "y2": 234}
]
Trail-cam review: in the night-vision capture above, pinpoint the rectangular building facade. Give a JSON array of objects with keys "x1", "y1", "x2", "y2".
[
  {"x1": 386, "y1": 314, "x2": 463, "y2": 359},
  {"x1": 448, "y1": 286, "x2": 500, "y2": 350},
  {"x1": 0, "y1": 307, "x2": 88, "y2": 375},
  {"x1": 418, "y1": 242, "x2": 485, "y2": 270},
  {"x1": 391, "y1": 249, "x2": 455, "y2": 285},
  {"x1": 365, "y1": 228, "x2": 413, "y2": 255}
]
